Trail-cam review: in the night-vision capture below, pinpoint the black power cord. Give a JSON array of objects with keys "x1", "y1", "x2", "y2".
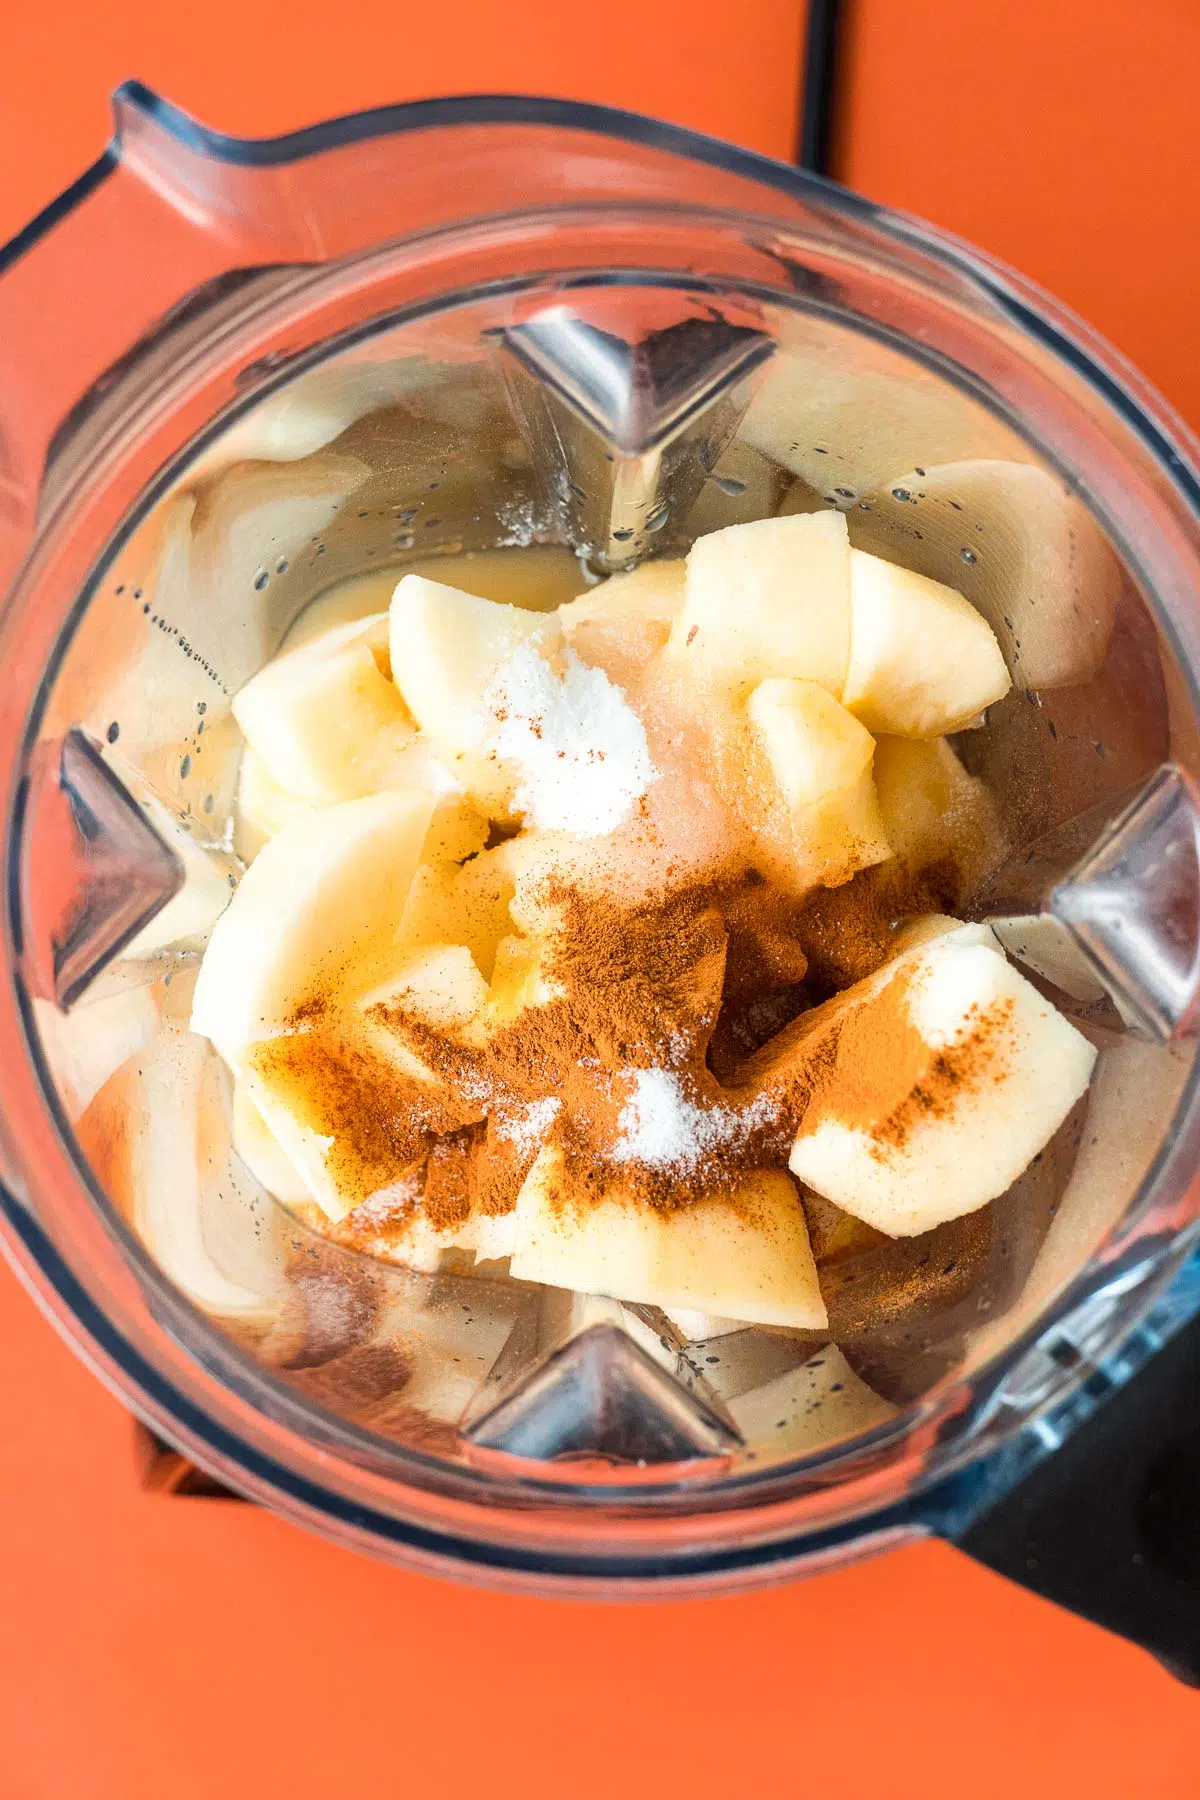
[{"x1": 796, "y1": 0, "x2": 847, "y2": 175}]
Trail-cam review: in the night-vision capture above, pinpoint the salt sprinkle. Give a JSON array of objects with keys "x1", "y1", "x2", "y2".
[
  {"x1": 482, "y1": 645, "x2": 658, "y2": 836},
  {"x1": 611, "y1": 1069, "x2": 776, "y2": 1171},
  {"x1": 496, "y1": 1096, "x2": 562, "y2": 1154}
]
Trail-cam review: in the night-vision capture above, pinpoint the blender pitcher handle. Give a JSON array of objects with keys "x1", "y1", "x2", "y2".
[
  {"x1": 949, "y1": 1277, "x2": 1200, "y2": 1683},
  {"x1": 0, "y1": 82, "x2": 322, "y2": 593}
]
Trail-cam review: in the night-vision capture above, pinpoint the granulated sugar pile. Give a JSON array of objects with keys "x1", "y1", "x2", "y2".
[
  {"x1": 482, "y1": 644, "x2": 659, "y2": 835},
  {"x1": 612, "y1": 1068, "x2": 779, "y2": 1174}
]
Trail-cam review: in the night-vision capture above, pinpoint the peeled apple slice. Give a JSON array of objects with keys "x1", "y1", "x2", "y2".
[
  {"x1": 849, "y1": 460, "x2": 1121, "y2": 689},
  {"x1": 232, "y1": 1081, "x2": 313, "y2": 1207},
  {"x1": 191, "y1": 788, "x2": 434, "y2": 1063},
  {"x1": 668, "y1": 511, "x2": 852, "y2": 696},
  {"x1": 362, "y1": 737, "x2": 488, "y2": 863},
  {"x1": 232, "y1": 613, "x2": 417, "y2": 807},
  {"x1": 559, "y1": 560, "x2": 686, "y2": 667},
  {"x1": 243, "y1": 1015, "x2": 437, "y2": 1222},
  {"x1": 394, "y1": 843, "x2": 519, "y2": 983},
  {"x1": 364, "y1": 945, "x2": 489, "y2": 1029},
  {"x1": 728, "y1": 1345, "x2": 896, "y2": 1447},
  {"x1": 663, "y1": 1308, "x2": 748, "y2": 1340},
  {"x1": 788, "y1": 936, "x2": 1097, "y2": 1236},
  {"x1": 509, "y1": 1147, "x2": 828, "y2": 1329},
  {"x1": 189, "y1": 453, "x2": 367, "y2": 697},
  {"x1": 33, "y1": 985, "x2": 160, "y2": 1122},
  {"x1": 748, "y1": 678, "x2": 874, "y2": 805},
  {"x1": 235, "y1": 749, "x2": 315, "y2": 861},
  {"x1": 388, "y1": 575, "x2": 561, "y2": 808},
  {"x1": 76, "y1": 1024, "x2": 286, "y2": 1319},
  {"x1": 884, "y1": 914, "x2": 1000, "y2": 960},
  {"x1": 747, "y1": 678, "x2": 891, "y2": 883},
  {"x1": 841, "y1": 549, "x2": 1011, "y2": 738},
  {"x1": 872, "y1": 734, "x2": 1004, "y2": 886}
]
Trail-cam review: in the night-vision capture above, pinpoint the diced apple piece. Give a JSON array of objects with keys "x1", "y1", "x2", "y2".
[
  {"x1": 243, "y1": 1015, "x2": 440, "y2": 1222},
  {"x1": 788, "y1": 937, "x2": 1097, "y2": 1236},
  {"x1": 872, "y1": 734, "x2": 1004, "y2": 885},
  {"x1": 748, "y1": 677, "x2": 873, "y2": 804},
  {"x1": 235, "y1": 738, "x2": 484, "y2": 868},
  {"x1": 235, "y1": 749, "x2": 315, "y2": 862},
  {"x1": 232, "y1": 1082, "x2": 313, "y2": 1206},
  {"x1": 395, "y1": 843, "x2": 518, "y2": 983},
  {"x1": 747, "y1": 678, "x2": 891, "y2": 884},
  {"x1": 663, "y1": 1308, "x2": 748, "y2": 1340},
  {"x1": 475, "y1": 931, "x2": 564, "y2": 1032},
  {"x1": 364, "y1": 945, "x2": 489, "y2": 1029},
  {"x1": 728, "y1": 1345, "x2": 896, "y2": 1447},
  {"x1": 842, "y1": 549, "x2": 1011, "y2": 738},
  {"x1": 189, "y1": 454, "x2": 367, "y2": 696},
  {"x1": 191, "y1": 789, "x2": 434, "y2": 1064},
  {"x1": 388, "y1": 575, "x2": 561, "y2": 809},
  {"x1": 559, "y1": 560, "x2": 686, "y2": 667},
  {"x1": 365, "y1": 737, "x2": 488, "y2": 864},
  {"x1": 232, "y1": 613, "x2": 416, "y2": 807},
  {"x1": 509, "y1": 1147, "x2": 827, "y2": 1329},
  {"x1": 885, "y1": 915, "x2": 1000, "y2": 960},
  {"x1": 851, "y1": 460, "x2": 1121, "y2": 689},
  {"x1": 77, "y1": 1023, "x2": 286, "y2": 1319},
  {"x1": 453, "y1": 1209, "x2": 520, "y2": 1263},
  {"x1": 668, "y1": 511, "x2": 852, "y2": 696},
  {"x1": 33, "y1": 985, "x2": 160, "y2": 1123}
]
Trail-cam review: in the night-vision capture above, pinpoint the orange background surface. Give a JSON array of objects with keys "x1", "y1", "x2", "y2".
[{"x1": 2, "y1": 2, "x2": 1200, "y2": 1794}]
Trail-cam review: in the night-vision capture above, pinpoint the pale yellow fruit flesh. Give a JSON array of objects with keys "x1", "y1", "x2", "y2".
[
  {"x1": 190, "y1": 788, "x2": 434, "y2": 1064},
  {"x1": 669, "y1": 510, "x2": 852, "y2": 697},
  {"x1": 842, "y1": 548, "x2": 1011, "y2": 738},
  {"x1": 788, "y1": 939, "x2": 1096, "y2": 1236},
  {"x1": 388, "y1": 574, "x2": 561, "y2": 812},
  {"x1": 745, "y1": 677, "x2": 891, "y2": 887},
  {"x1": 232, "y1": 613, "x2": 416, "y2": 808},
  {"x1": 509, "y1": 1146, "x2": 828, "y2": 1330}
]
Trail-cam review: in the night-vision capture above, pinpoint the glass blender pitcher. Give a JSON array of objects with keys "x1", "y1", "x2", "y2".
[{"x1": 2, "y1": 87, "x2": 1199, "y2": 1670}]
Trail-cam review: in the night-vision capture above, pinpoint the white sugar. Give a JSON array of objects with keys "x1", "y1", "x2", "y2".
[
  {"x1": 350, "y1": 1172, "x2": 423, "y2": 1225},
  {"x1": 612, "y1": 1069, "x2": 777, "y2": 1171},
  {"x1": 496, "y1": 1096, "x2": 562, "y2": 1154},
  {"x1": 482, "y1": 645, "x2": 658, "y2": 836}
]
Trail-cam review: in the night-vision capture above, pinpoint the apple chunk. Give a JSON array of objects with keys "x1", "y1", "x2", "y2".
[
  {"x1": 842, "y1": 549, "x2": 1011, "y2": 737},
  {"x1": 388, "y1": 574, "x2": 561, "y2": 810},
  {"x1": 191, "y1": 788, "x2": 434, "y2": 1064},
  {"x1": 235, "y1": 749, "x2": 315, "y2": 861},
  {"x1": 872, "y1": 734, "x2": 1004, "y2": 887},
  {"x1": 231, "y1": 1081, "x2": 312, "y2": 1207},
  {"x1": 508, "y1": 1146, "x2": 827, "y2": 1329},
  {"x1": 747, "y1": 677, "x2": 891, "y2": 885},
  {"x1": 559, "y1": 559, "x2": 686, "y2": 669},
  {"x1": 668, "y1": 510, "x2": 852, "y2": 696},
  {"x1": 787, "y1": 937, "x2": 1096, "y2": 1236},
  {"x1": 242, "y1": 1019, "x2": 437, "y2": 1222},
  {"x1": 850, "y1": 460, "x2": 1121, "y2": 689},
  {"x1": 233, "y1": 612, "x2": 416, "y2": 806}
]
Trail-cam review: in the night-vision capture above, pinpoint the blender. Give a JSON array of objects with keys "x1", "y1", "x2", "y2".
[{"x1": 2, "y1": 87, "x2": 1199, "y2": 1675}]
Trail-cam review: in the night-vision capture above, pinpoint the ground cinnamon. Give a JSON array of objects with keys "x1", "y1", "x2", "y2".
[{"x1": 258, "y1": 856, "x2": 1006, "y2": 1235}]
